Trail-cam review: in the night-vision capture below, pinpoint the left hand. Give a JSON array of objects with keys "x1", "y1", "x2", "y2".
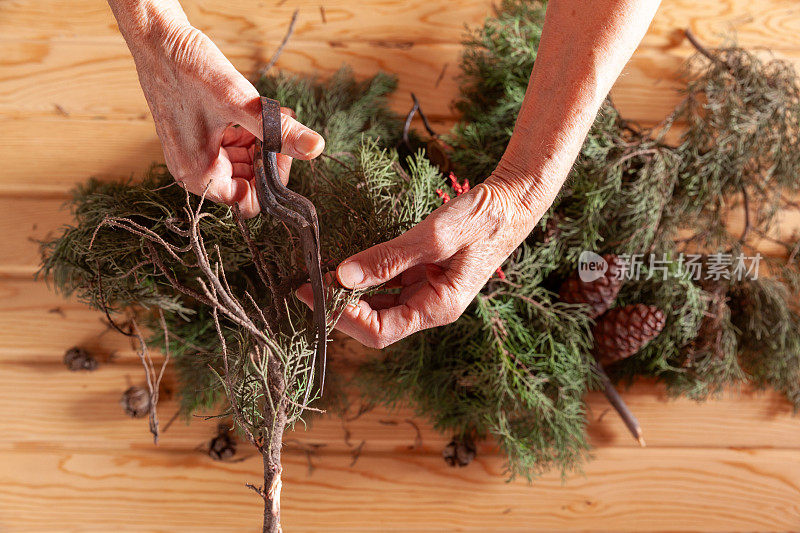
[{"x1": 297, "y1": 172, "x2": 540, "y2": 348}]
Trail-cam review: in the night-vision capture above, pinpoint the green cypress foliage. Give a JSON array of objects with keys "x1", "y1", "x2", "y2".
[{"x1": 40, "y1": 0, "x2": 800, "y2": 481}]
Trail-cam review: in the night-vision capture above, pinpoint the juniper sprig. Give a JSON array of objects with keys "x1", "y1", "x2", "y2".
[{"x1": 40, "y1": 0, "x2": 800, "y2": 495}]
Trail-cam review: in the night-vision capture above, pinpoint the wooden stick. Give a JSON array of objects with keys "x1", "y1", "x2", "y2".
[{"x1": 260, "y1": 9, "x2": 299, "y2": 77}]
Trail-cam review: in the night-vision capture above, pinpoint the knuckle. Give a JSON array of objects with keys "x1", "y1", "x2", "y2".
[
  {"x1": 441, "y1": 307, "x2": 462, "y2": 326},
  {"x1": 426, "y1": 220, "x2": 454, "y2": 258},
  {"x1": 280, "y1": 114, "x2": 301, "y2": 143},
  {"x1": 220, "y1": 83, "x2": 246, "y2": 110},
  {"x1": 168, "y1": 160, "x2": 194, "y2": 185},
  {"x1": 369, "y1": 244, "x2": 402, "y2": 281},
  {"x1": 364, "y1": 330, "x2": 388, "y2": 350},
  {"x1": 372, "y1": 338, "x2": 389, "y2": 350},
  {"x1": 439, "y1": 292, "x2": 469, "y2": 326}
]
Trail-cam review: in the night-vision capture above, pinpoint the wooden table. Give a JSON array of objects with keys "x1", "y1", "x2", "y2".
[{"x1": 2, "y1": 0, "x2": 800, "y2": 530}]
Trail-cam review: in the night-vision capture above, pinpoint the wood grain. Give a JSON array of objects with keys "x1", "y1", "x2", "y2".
[
  {"x1": 2, "y1": 360, "x2": 800, "y2": 454},
  {"x1": 0, "y1": 118, "x2": 164, "y2": 195},
  {"x1": 2, "y1": 0, "x2": 799, "y2": 52},
  {"x1": 1, "y1": 280, "x2": 799, "y2": 452},
  {"x1": 5, "y1": 40, "x2": 800, "y2": 130},
  {"x1": 4, "y1": 0, "x2": 800, "y2": 530},
  {"x1": 1, "y1": 446, "x2": 799, "y2": 531},
  {"x1": 0, "y1": 0, "x2": 492, "y2": 46},
  {"x1": 644, "y1": 0, "x2": 800, "y2": 51},
  {"x1": 0, "y1": 40, "x2": 462, "y2": 120}
]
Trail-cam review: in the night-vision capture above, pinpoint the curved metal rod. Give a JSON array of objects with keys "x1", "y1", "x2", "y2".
[{"x1": 253, "y1": 97, "x2": 327, "y2": 404}]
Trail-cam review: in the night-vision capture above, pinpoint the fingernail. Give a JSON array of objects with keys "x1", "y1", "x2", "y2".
[
  {"x1": 295, "y1": 131, "x2": 324, "y2": 157},
  {"x1": 338, "y1": 261, "x2": 364, "y2": 288}
]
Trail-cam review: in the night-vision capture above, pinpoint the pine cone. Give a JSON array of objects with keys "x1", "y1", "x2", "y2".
[
  {"x1": 120, "y1": 386, "x2": 150, "y2": 418},
  {"x1": 63, "y1": 347, "x2": 98, "y2": 371},
  {"x1": 559, "y1": 254, "x2": 625, "y2": 318},
  {"x1": 442, "y1": 435, "x2": 476, "y2": 467},
  {"x1": 592, "y1": 304, "x2": 666, "y2": 366},
  {"x1": 208, "y1": 425, "x2": 237, "y2": 461}
]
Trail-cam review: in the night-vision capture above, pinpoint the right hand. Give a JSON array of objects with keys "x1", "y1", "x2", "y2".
[{"x1": 113, "y1": 4, "x2": 325, "y2": 217}]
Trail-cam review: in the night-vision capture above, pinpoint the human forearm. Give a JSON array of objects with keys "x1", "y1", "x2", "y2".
[
  {"x1": 304, "y1": 0, "x2": 662, "y2": 348},
  {"x1": 489, "y1": 0, "x2": 661, "y2": 225}
]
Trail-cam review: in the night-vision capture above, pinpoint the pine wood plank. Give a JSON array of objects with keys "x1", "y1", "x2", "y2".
[
  {"x1": 644, "y1": 0, "x2": 800, "y2": 51},
  {"x1": 4, "y1": 38, "x2": 799, "y2": 129},
  {"x1": 2, "y1": 296, "x2": 799, "y2": 453},
  {"x1": 0, "y1": 40, "x2": 461, "y2": 120},
  {"x1": 0, "y1": 118, "x2": 164, "y2": 196},
  {"x1": 3, "y1": 0, "x2": 800, "y2": 53},
  {"x1": 0, "y1": 115, "x2": 456, "y2": 196},
  {"x1": 3, "y1": 2, "x2": 800, "y2": 531},
  {"x1": 0, "y1": 0, "x2": 491, "y2": 46},
  {"x1": 0, "y1": 358, "x2": 448, "y2": 454},
  {"x1": 0, "y1": 446, "x2": 798, "y2": 531}
]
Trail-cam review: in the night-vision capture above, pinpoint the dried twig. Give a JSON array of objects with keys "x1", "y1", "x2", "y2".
[
  {"x1": 684, "y1": 28, "x2": 720, "y2": 65},
  {"x1": 260, "y1": 9, "x2": 299, "y2": 77},
  {"x1": 593, "y1": 362, "x2": 645, "y2": 447}
]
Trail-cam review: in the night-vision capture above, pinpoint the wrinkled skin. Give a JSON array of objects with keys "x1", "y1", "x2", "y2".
[
  {"x1": 299, "y1": 0, "x2": 662, "y2": 348},
  {"x1": 297, "y1": 167, "x2": 541, "y2": 348},
  {"x1": 109, "y1": 0, "x2": 661, "y2": 348}
]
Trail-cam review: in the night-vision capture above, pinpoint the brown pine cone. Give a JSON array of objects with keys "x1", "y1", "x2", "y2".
[
  {"x1": 120, "y1": 386, "x2": 150, "y2": 418},
  {"x1": 559, "y1": 254, "x2": 626, "y2": 318},
  {"x1": 443, "y1": 435, "x2": 476, "y2": 467},
  {"x1": 208, "y1": 425, "x2": 237, "y2": 461},
  {"x1": 592, "y1": 304, "x2": 666, "y2": 366},
  {"x1": 63, "y1": 347, "x2": 98, "y2": 371}
]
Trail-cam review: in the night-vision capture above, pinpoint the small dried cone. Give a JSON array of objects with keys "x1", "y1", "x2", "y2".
[
  {"x1": 593, "y1": 304, "x2": 666, "y2": 366},
  {"x1": 208, "y1": 425, "x2": 237, "y2": 461},
  {"x1": 559, "y1": 254, "x2": 625, "y2": 318},
  {"x1": 63, "y1": 346, "x2": 98, "y2": 371},
  {"x1": 120, "y1": 386, "x2": 150, "y2": 418},
  {"x1": 442, "y1": 435, "x2": 476, "y2": 467}
]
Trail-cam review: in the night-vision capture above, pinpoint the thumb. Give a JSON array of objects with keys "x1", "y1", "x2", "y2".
[
  {"x1": 235, "y1": 94, "x2": 325, "y2": 160},
  {"x1": 337, "y1": 226, "x2": 438, "y2": 289}
]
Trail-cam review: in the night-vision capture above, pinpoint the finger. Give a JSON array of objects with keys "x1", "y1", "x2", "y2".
[
  {"x1": 295, "y1": 284, "x2": 408, "y2": 345},
  {"x1": 231, "y1": 163, "x2": 253, "y2": 179},
  {"x1": 233, "y1": 178, "x2": 260, "y2": 218},
  {"x1": 295, "y1": 283, "x2": 314, "y2": 308},
  {"x1": 220, "y1": 146, "x2": 254, "y2": 179},
  {"x1": 279, "y1": 113, "x2": 325, "y2": 159},
  {"x1": 181, "y1": 150, "x2": 260, "y2": 218},
  {"x1": 276, "y1": 153, "x2": 293, "y2": 186},
  {"x1": 332, "y1": 299, "x2": 421, "y2": 349},
  {"x1": 221, "y1": 126, "x2": 256, "y2": 148},
  {"x1": 336, "y1": 224, "x2": 441, "y2": 290},
  {"x1": 295, "y1": 271, "x2": 337, "y2": 309},
  {"x1": 235, "y1": 95, "x2": 325, "y2": 160},
  {"x1": 363, "y1": 292, "x2": 400, "y2": 310},
  {"x1": 224, "y1": 146, "x2": 252, "y2": 164}
]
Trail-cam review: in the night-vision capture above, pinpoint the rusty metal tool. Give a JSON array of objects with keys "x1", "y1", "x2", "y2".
[{"x1": 253, "y1": 96, "x2": 327, "y2": 401}]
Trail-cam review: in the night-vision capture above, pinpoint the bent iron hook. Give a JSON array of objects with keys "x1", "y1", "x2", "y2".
[{"x1": 252, "y1": 96, "x2": 327, "y2": 403}]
